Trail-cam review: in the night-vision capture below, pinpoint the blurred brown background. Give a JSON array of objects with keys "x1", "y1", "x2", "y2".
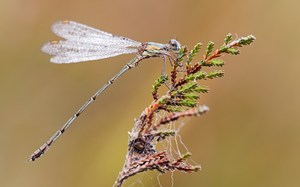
[{"x1": 1, "y1": 0, "x2": 299, "y2": 186}]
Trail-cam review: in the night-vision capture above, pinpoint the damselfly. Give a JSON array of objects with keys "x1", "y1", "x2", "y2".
[{"x1": 29, "y1": 20, "x2": 181, "y2": 161}]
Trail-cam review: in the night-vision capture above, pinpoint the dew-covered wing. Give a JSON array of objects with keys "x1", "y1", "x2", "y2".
[{"x1": 42, "y1": 20, "x2": 141, "y2": 63}]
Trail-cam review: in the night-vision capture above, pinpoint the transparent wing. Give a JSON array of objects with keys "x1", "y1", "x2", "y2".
[
  {"x1": 42, "y1": 40, "x2": 138, "y2": 63},
  {"x1": 42, "y1": 20, "x2": 142, "y2": 63},
  {"x1": 51, "y1": 20, "x2": 141, "y2": 48}
]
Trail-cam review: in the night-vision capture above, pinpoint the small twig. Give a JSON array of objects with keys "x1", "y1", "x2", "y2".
[{"x1": 114, "y1": 34, "x2": 255, "y2": 186}]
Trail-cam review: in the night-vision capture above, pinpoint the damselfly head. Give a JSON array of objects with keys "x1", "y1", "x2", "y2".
[{"x1": 169, "y1": 39, "x2": 181, "y2": 51}]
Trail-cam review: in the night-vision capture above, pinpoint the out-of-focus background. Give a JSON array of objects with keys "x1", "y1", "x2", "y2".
[{"x1": 1, "y1": 0, "x2": 299, "y2": 186}]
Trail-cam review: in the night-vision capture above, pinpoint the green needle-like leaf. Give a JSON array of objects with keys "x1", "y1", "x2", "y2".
[
  {"x1": 187, "y1": 43, "x2": 202, "y2": 64},
  {"x1": 206, "y1": 70, "x2": 224, "y2": 79},
  {"x1": 224, "y1": 33, "x2": 233, "y2": 45},
  {"x1": 205, "y1": 41, "x2": 214, "y2": 57}
]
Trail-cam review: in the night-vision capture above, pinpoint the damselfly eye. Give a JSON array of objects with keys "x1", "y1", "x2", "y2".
[{"x1": 169, "y1": 39, "x2": 181, "y2": 51}]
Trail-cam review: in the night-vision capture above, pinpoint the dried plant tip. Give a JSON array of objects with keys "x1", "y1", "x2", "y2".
[{"x1": 158, "y1": 105, "x2": 209, "y2": 125}]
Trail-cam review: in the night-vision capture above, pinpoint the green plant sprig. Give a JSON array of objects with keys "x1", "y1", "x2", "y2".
[
  {"x1": 147, "y1": 34, "x2": 255, "y2": 118},
  {"x1": 114, "y1": 34, "x2": 255, "y2": 187}
]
